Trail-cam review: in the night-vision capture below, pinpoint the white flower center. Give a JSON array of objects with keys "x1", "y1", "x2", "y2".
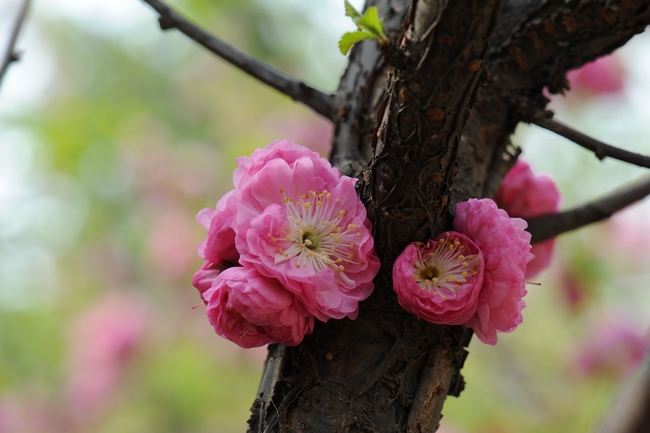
[
  {"x1": 413, "y1": 235, "x2": 480, "y2": 298},
  {"x1": 273, "y1": 189, "x2": 365, "y2": 272}
]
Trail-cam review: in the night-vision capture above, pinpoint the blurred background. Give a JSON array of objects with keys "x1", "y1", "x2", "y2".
[{"x1": 0, "y1": 0, "x2": 648, "y2": 432}]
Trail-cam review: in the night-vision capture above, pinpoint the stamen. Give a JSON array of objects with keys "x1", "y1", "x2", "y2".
[{"x1": 411, "y1": 235, "x2": 480, "y2": 296}]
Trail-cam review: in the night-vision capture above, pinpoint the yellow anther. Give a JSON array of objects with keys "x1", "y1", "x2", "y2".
[{"x1": 270, "y1": 236, "x2": 278, "y2": 242}]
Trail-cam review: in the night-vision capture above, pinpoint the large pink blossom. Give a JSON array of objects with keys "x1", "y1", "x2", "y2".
[
  {"x1": 495, "y1": 160, "x2": 560, "y2": 279},
  {"x1": 194, "y1": 141, "x2": 380, "y2": 346},
  {"x1": 233, "y1": 149, "x2": 380, "y2": 322},
  {"x1": 393, "y1": 232, "x2": 485, "y2": 325},
  {"x1": 204, "y1": 267, "x2": 315, "y2": 348},
  {"x1": 454, "y1": 199, "x2": 533, "y2": 345}
]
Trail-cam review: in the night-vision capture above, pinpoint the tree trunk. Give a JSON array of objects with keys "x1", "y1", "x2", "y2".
[{"x1": 248, "y1": 1, "x2": 650, "y2": 432}]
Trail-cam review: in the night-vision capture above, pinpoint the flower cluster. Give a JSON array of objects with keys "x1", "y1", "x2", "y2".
[
  {"x1": 495, "y1": 159, "x2": 561, "y2": 278},
  {"x1": 193, "y1": 141, "x2": 380, "y2": 348},
  {"x1": 393, "y1": 199, "x2": 533, "y2": 345}
]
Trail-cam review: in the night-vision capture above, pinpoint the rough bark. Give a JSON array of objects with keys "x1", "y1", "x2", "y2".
[{"x1": 248, "y1": 1, "x2": 650, "y2": 432}]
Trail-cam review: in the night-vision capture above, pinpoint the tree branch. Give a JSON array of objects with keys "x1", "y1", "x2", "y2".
[
  {"x1": 0, "y1": 0, "x2": 31, "y2": 90},
  {"x1": 140, "y1": 0, "x2": 336, "y2": 121},
  {"x1": 526, "y1": 176, "x2": 650, "y2": 243},
  {"x1": 532, "y1": 117, "x2": 650, "y2": 169}
]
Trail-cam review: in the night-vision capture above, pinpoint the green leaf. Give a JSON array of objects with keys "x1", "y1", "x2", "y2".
[
  {"x1": 357, "y1": 7, "x2": 387, "y2": 41},
  {"x1": 338, "y1": 30, "x2": 376, "y2": 55},
  {"x1": 344, "y1": 0, "x2": 362, "y2": 21}
]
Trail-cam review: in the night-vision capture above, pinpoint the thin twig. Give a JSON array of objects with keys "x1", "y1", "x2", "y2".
[
  {"x1": 526, "y1": 176, "x2": 650, "y2": 243},
  {"x1": 532, "y1": 118, "x2": 650, "y2": 169},
  {"x1": 0, "y1": 0, "x2": 31, "y2": 90},
  {"x1": 140, "y1": 0, "x2": 336, "y2": 121}
]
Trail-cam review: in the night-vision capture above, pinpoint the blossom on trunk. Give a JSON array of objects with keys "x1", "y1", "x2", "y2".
[
  {"x1": 454, "y1": 199, "x2": 533, "y2": 345},
  {"x1": 393, "y1": 232, "x2": 485, "y2": 325},
  {"x1": 235, "y1": 154, "x2": 379, "y2": 321},
  {"x1": 193, "y1": 140, "x2": 380, "y2": 347},
  {"x1": 204, "y1": 267, "x2": 315, "y2": 348},
  {"x1": 495, "y1": 160, "x2": 560, "y2": 279},
  {"x1": 391, "y1": 199, "x2": 532, "y2": 345}
]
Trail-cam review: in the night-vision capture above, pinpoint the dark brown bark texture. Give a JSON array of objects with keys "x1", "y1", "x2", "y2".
[{"x1": 247, "y1": 1, "x2": 650, "y2": 432}]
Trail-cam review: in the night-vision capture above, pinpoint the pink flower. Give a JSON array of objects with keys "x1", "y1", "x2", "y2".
[
  {"x1": 576, "y1": 323, "x2": 650, "y2": 378},
  {"x1": 204, "y1": 267, "x2": 315, "y2": 348},
  {"x1": 65, "y1": 294, "x2": 149, "y2": 426},
  {"x1": 393, "y1": 232, "x2": 485, "y2": 325},
  {"x1": 454, "y1": 199, "x2": 533, "y2": 345},
  {"x1": 194, "y1": 140, "x2": 380, "y2": 345},
  {"x1": 558, "y1": 270, "x2": 586, "y2": 311},
  {"x1": 567, "y1": 55, "x2": 625, "y2": 95},
  {"x1": 233, "y1": 146, "x2": 380, "y2": 322},
  {"x1": 495, "y1": 160, "x2": 560, "y2": 279}
]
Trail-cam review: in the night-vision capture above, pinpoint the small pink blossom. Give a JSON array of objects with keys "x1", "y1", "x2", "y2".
[
  {"x1": 66, "y1": 294, "x2": 149, "y2": 426},
  {"x1": 558, "y1": 269, "x2": 586, "y2": 311},
  {"x1": 233, "y1": 145, "x2": 380, "y2": 322},
  {"x1": 568, "y1": 55, "x2": 625, "y2": 95},
  {"x1": 454, "y1": 199, "x2": 533, "y2": 345},
  {"x1": 204, "y1": 267, "x2": 315, "y2": 348},
  {"x1": 495, "y1": 160, "x2": 560, "y2": 279},
  {"x1": 576, "y1": 323, "x2": 650, "y2": 378},
  {"x1": 393, "y1": 232, "x2": 485, "y2": 325}
]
